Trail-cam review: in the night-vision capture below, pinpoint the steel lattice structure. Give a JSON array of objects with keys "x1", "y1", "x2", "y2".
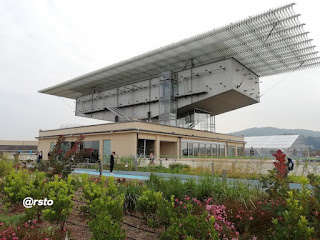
[{"x1": 40, "y1": 3, "x2": 319, "y2": 99}]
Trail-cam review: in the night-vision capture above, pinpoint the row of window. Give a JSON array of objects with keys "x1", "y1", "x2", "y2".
[
  {"x1": 50, "y1": 141, "x2": 100, "y2": 162},
  {"x1": 181, "y1": 141, "x2": 244, "y2": 158},
  {"x1": 181, "y1": 142, "x2": 226, "y2": 157}
]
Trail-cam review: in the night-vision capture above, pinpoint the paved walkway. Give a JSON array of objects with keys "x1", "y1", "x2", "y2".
[{"x1": 73, "y1": 168, "x2": 307, "y2": 189}]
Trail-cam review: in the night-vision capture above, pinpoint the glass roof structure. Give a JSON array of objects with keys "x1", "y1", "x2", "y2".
[
  {"x1": 40, "y1": 3, "x2": 319, "y2": 99},
  {"x1": 244, "y1": 135, "x2": 307, "y2": 149}
]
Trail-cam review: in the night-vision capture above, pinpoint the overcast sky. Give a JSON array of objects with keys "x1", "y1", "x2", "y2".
[{"x1": 1, "y1": 0, "x2": 319, "y2": 140}]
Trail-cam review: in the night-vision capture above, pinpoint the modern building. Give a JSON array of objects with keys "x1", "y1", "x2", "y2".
[
  {"x1": 244, "y1": 135, "x2": 309, "y2": 158},
  {"x1": 38, "y1": 121, "x2": 244, "y2": 162},
  {"x1": 0, "y1": 140, "x2": 38, "y2": 160},
  {"x1": 38, "y1": 4, "x2": 319, "y2": 163}
]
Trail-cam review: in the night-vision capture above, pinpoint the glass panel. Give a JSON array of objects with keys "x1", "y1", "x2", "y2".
[
  {"x1": 137, "y1": 139, "x2": 155, "y2": 158},
  {"x1": 103, "y1": 140, "x2": 111, "y2": 164},
  {"x1": 220, "y1": 145, "x2": 225, "y2": 157},
  {"x1": 212, "y1": 145, "x2": 217, "y2": 157},
  {"x1": 193, "y1": 143, "x2": 199, "y2": 157},
  {"x1": 200, "y1": 143, "x2": 206, "y2": 157},
  {"x1": 83, "y1": 141, "x2": 100, "y2": 163},
  {"x1": 50, "y1": 142, "x2": 55, "y2": 151},
  {"x1": 182, "y1": 142, "x2": 188, "y2": 156},
  {"x1": 137, "y1": 139, "x2": 145, "y2": 158},
  {"x1": 237, "y1": 147, "x2": 243, "y2": 157},
  {"x1": 206, "y1": 144, "x2": 211, "y2": 157},
  {"x1": 227, "y1": 146, "x2": 235, "y2": 157},
  {"x1": 159, "y1": 72, "x2": 177, "y2": 126},
  {"x1": 188, "y1": 142, "x2": 193, "y2": 157}
]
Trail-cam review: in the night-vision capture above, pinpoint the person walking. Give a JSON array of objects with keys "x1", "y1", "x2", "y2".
[{"x1": 110, "y1": 152, "x2": 116, "y2": 174}]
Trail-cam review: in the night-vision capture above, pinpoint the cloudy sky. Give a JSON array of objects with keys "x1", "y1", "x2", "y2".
[{"x1": 1, "y1": 0, "x2": 319, "y2": 140}]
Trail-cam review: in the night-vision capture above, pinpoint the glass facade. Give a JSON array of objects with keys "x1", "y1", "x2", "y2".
[
  {"x1": 82, "y1": 141, "x2": 100, "y2": 162},
  {"x1": 137, "y1": 139, "x2": 155, "y2": 158},
  {"x1": 181, "y1": 140, "x2": 226, "y2": 158},
  {"x1": 177, "y1": 109, "x2": 215, "y2": 132},
  {"x1": 49, "y1": 140, "x2": 100, "y2": 162},
  {"x1": 227, "y1": 146, "x2": 235, "y2": 157},
  {"x1": 159, "y1": 72, "x2": 177, "y2": 126},
  {"x1": 237, "y1": 147, "x2": 244, "y2": 157}
]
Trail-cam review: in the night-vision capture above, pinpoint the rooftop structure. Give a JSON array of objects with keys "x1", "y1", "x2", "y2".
[
  {"x1": 244, "y1": 135, "x2": 309, "y2": 157},
  {"x1": 39, "y1": 3, "x2": 319, "y2": 132}
]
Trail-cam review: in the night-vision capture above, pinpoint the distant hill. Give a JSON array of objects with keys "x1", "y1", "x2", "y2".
[
  {"x1": 230, "y1": 127, "x2": 320, "y2": 138},
  {"x1": 230, "y1": 127, "x2": 320, "y2": 149}
]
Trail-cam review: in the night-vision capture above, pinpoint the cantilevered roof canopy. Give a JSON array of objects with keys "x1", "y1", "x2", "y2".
[{"x1": 40, "y1": 3, "x2": 320, "y2": 99}]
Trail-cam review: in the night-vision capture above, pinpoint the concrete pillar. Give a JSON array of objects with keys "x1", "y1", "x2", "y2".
[
  {"x1": 155, "y1": 136, "x2": 160, "y2": 159},
  {"x1": 99, "y1": 136, "x2": 104, "y2": 175},
  {"x1": 225, "y1": 142, "x2": 228, "y2": 157},
  {"x1": 176, "y1": 138, "x2": 181, "y2": 159},
  {"x1": 99, "y1": 136, "x2": 104, "y2": 162}
]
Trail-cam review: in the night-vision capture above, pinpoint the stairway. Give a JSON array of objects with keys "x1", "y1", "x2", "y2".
[{"x1": 104, "y1": 106, "x2": 132, "y2": 121}]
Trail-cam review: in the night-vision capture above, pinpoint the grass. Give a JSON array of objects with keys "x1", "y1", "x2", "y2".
[
  {"x1": 0, "y1": 213, "x2": 28, "y2": 225},
  {"x1": 146, "y1": 174, "x2": 266, "y2": 204}
]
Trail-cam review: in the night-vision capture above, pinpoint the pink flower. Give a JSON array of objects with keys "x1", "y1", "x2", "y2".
[
  {"x1": 0, "y1": 223, "x2": 3, "y2": 225},
  {"x1": 180, "y1": 201, "x2": 183, "y2": 205},
  {"x1": 33, "y1": 220, "x2": 37, "y2": 224},
  {"x1": 249, "y1": 216, "x2": 253, "y2": 220},
  {"x1": 31, "y1": 226, "x2": 34, "y2": 229}
]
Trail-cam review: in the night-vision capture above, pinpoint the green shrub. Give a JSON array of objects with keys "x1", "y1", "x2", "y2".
[
  {"x1": 137, "y1": 189, "x2": 164, "y2": 220},
  {"x1": 0, "y1": 213, "x2": 28, "y2": 225},
  {"x1": 88, "y1": 176, "x2": 125, "y2": 240},
  {"x1": 0, "y1": 159, "x2": 13, "y2": 177},
  {"x1": 161, "y1": 207, "x2": 218, "y2": 240},
  {"x1": 88, "y1": 213, "x2": 125, "y2": 240},
  {"x1": 2, "y1": 169, "x2": 30, "y2": 210},
  {"x1": 25, "y1": 170, "x2": 47, "y2": 222},
  {"x1": 147, "y1": 174, "x2": 264, "y2": 203},
  {"x1": 34, "y1": 160, "x2": 50, "y2": 173},
  {"x1": 261, "y1": 170, "x2": 290, "y2": 200},
  {"x1": 80, "y1": 174, "x2": 107, "y2": 213},
  {"x1": 122, "y1": 181, "x2": 145, "y2": 213},
  {"x1": 169, "y1": 163, "x2": 191, "y2": 173},
  {"x1": 271, "y1": 191, "x2": 315, "y2": 240},
  {"x1": 42, "y1": 175, "x2": 74, "y2": 230},
  {"x1": 147, "y1": 174, "x2": 196, "y2": 200},
  {"x1": 117, "y1": 156, "x2": 136, "y2": 171}
]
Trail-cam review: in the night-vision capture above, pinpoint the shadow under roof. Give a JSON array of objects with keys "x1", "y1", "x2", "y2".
[{"x1": 39, "y1": 3, "x2": 320, "y2": 99}]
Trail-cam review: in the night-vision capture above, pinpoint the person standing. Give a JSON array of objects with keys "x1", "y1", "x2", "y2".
[
  {"x1": 110, "y1": 152, "x2": 116, "y2": 174},
  {"x1": 36, "y1": 151, "x2": 40, "y2": 164},
  {"x1": 249, "y1": 147, "x2": 254, "y2": 157},
  {"x1": 149, "y1": 152, "x2": 155, "y2": 165}
]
